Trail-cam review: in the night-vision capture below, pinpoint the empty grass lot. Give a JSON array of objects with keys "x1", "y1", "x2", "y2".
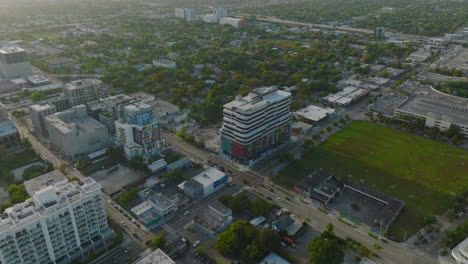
[{"x1": 276, "y1": 121, "x2": 468, "y2": 239}]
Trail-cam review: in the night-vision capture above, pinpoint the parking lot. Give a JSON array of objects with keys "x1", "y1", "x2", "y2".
[
  {"x1": 330, "y1": 188, "x2": 386, "y2": 226},
  {"x1": 90, "y1": 164, "x2": 146, "y2": 195}
]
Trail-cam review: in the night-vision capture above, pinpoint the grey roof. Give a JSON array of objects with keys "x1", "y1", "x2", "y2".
[
  {"x1": 272, "y1": 215, "x2": 294, "y2": 231},
  {"x1": 208, "y1": 200, "x2": 231, "y2": 216},
  {"x1": 259, "y1": 252, "x2": 291, "y2": 264},
  {"x1": 397, "y1": 95, "x2": 468, "y2": 125},
  {"x1": 0, "y1": 120, "x2": 17, "y2": 137},
  {"x1": 24, "y1": 170, "x2": 67, "y2": 196}
]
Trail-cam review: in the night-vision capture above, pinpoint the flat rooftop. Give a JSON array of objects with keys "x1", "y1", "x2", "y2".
[
  {"x1": 135, "y1": 248, "x2": 175, "y2": 264},
  {"x1": 369, "y1": 93, "x2": 408, "y2": 117},
  {"x1": 65, "y1": 78, "x2": 101, "y2": 90},
  {"x1": 224, "y1": 86, "x2": 291, "y2": 112},
  {"x1": 397, "y1": 94, "x2": 468, "y2": 124},
  {"x1": 208, "y1": 200, "x2": 231, "y2": 216},
  {"x1": 0, "y1": 46, "x2": 25, "y2": 54},
  {"x1": 295, "y1": 104, "x2": 335, "y2": 122},
  {"x1": 0, "y1": 120, "x2": 17, "y2": 137},
  {"x1": 0, "y1": 178, "x2": 101, "y2": 232},
  {"x1": 192, "y1": 167, "x2": 226, "y2": 188},
  {"x1": 24, "y1": 170, "x2": 67, "y2": 196},
  {"x1": 30, "y1": 103, "x2": 55, "y2": 112}
]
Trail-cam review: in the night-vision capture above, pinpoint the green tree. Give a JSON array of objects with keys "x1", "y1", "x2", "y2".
[
  {"x1": 254, "y1": 229, "x2": 281, "y2": 254},
  {"x1": 7, "y1": 184, "x2": 29, "y2": 204},
  {"x1": 30, "y1": 91, "x2": 46, "y2": 102},
  {"x1": 150, "y1": 231, "x2": 166, "y2": 250},
  {"x1": 441, "y1": 221, "x2": 468, "y2": 249},
  {"x1": 307, "y1": 237, "x2": 344, "y2": 264},
  {"x1": 250, "y1": 198, "x2": 274, "y2": 217},
  {"x1": 107, "y1": 147, "x2": 124, "y2": 162},
  {"x1": 227, "y1": 193, "x2": 250, "y2": 214},
  {"x1": 129, "y1": 155, "x2": 146, "y2": 171}
]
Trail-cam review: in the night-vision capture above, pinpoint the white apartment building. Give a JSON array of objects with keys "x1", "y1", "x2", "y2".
[
  {"x1": 0, "y1": 46, "x2": 33, "y2": 79},
  {"x1": 30, "y1": 103, "x2": 57, "y2": 138},
  {"x1": 220, "y1": 86, "x2": 292, "y2": 167},
  {"x1": 64, "y1": 79, "x2": 104, "y2": 107},
  {"x1": 45, "y1": 105, "x2": 110, "y2": 160},
  {"x1": 0, "y1": 177, "x2": 113, "y2": 264}
]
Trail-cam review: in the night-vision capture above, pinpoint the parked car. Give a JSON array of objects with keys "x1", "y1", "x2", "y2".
[{"x1": 193, "y1": 240, "x2": 201, "y2": 247}]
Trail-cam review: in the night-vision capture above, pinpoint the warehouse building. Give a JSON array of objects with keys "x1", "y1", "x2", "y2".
[{"x1": 395, "y1": 95, "x2": 468, "y2": 136}]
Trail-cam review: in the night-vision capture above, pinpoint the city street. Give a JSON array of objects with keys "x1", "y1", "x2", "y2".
[{"x1": 163, "y1": 124, "x2": 440, "y2": 264}]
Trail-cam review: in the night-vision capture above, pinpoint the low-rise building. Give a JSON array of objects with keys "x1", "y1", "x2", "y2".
[
  {"x1": 45, "y1": 57, "x2": 75, "y2": 71},
  {"x1": 192, "y1": 201, "x2": 232, "y2": 238},
  {"x1": 0, "y1": 120, "x2": 20, "y2": 148},
  {"x1": 395, "y1": 95, "x2": 468, "y2": 136},
  {"x1": 260, "y1": 252, "x2": 291, "y2": 264},
  {"x1": 451, "y1": 237, "x2": 468, "y2": 264},
  {"x1": 323, "y1": 86, "x2": 371, "y2": 106},
  {"x1": 360, "y1": 258, "x2": 378, "y2": 264},
  {"x1": 26, "y1": 75, "x2": 50, "y2": 87},
  {"x1": 147, "y1": 159, "x2": 167, "y2": 173},
  {"x1": 178, "y1": 168, "x2": 227, "y2": 200},
  {"x1": 152, "y1": 59, "x2": 176, "y2": 70},
  {"x1": 131, "y1": 189, "x2": 177, "y2": 229},
  {"x1": 135, "y1": 248, "x2": 175, "y2": 264},
  {"x1": 272, "y1": 214, "x2": 304, "y2": 237},
  {"x1": 384, "y1": 67, "x2": 406, "y2": 80},
  {"x1": 407, "y1": 48, "x2": 431, "y2": 64},
  {"x1": 45, "y1": 105, "x2": 110, "y2": 160},
  {"x1": 294, "y1": 105, "x2": 336, "y2": 124},
  {"x1": 219, "y1": 17, "x2": 246, "y2": 28},
  {"x1": 294, "y1": 168, "x2": 340, "y2": 205}
]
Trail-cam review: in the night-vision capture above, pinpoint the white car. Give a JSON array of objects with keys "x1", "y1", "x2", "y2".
[
  {"x1": 193, "y1": 240, "x2": 200, "y2": 247},
  {"x1": 183, "y1": 210, "x2": 190, "y2": 216}
]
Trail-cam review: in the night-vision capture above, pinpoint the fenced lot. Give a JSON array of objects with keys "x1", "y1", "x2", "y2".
[{"x1": 276, "y1": 121, "x2": 468, "y2": 239}]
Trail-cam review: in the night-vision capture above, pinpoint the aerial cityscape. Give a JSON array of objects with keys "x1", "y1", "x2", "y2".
[{"x1": 0, "y1": 0, "x2": 466, "y2": 264}]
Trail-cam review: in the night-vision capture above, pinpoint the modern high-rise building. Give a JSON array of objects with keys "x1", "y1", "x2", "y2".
[
  {"x1": 30, "y1": 103, "x2": 57, "y2": 138},
  {"x1": 374, "y1": 27, "x2": 385, "y2": 38},
  {"x1": 0, "y1": 46, "x2": 33, "y2": 79},
  {"x1": 45, "y1": 105, "x2": 110, "y2": 160},
  {"x1": 64, "y1": 79, "x2": 104, "y2": 107},
  {"x1": 220, "y1": 86, "x2": 292, "y2": 167},
  {"x1": 175, "y1": 8, "x2": 195, "y2": 21},
  {"x1": 0, "y1": 176, "x2": 113, "y2": 264},
  {"x1": 213, "y1": 7, "x2": 227, "y2": 20},
  {"x1": 115, "y1": 101, "x2": 165, "y2": 160}
]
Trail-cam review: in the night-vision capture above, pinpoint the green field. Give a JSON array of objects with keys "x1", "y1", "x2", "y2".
[{"x1": 277, "y1": 121, "x2": 468, "y2": 238}]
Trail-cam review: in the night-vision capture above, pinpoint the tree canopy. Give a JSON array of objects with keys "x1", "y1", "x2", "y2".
[{"x1": 216, "y1": 220, "x2": 281, "y2": 263}]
